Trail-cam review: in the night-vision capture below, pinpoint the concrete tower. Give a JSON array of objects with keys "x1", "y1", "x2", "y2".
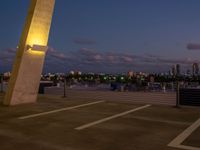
[{"x1": 3, "y1": 0, "x2": 55, "y2": 105}]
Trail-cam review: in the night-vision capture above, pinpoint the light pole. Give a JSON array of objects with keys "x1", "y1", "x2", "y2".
[
  {"x1": 63, "y1": 75, "x2": 67, "y2": 98},
  {"x1": 0, "y1": 74, "x2": 3, "y2": 93},
  {"x1": 176, "y1": 81, "x2": 180, "y2": 108}
]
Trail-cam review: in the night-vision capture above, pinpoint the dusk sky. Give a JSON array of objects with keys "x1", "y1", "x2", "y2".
[{"x1": 1, "y1": 0, "x2": 200, "y2": 73}]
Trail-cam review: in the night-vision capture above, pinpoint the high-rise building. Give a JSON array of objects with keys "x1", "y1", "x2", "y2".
[
  {"x1": 171, "y1": 64, "x2": 180, "y2": 76},
  {"x1": 176, "y1": 64, "x2": 180, "y2": 75},
  {"x1": 192, "y1": 63, "x2": 199, "y2": 76},
  {"x1": 171, "y1": 65, "x2": 176, "y2": 76}
]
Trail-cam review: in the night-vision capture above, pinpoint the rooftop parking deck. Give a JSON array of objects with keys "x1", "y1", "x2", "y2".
[{"x1": 0, "y1": 92, "x2": 199, "y2": 150}]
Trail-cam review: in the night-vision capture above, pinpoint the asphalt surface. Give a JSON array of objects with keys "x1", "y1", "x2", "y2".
[{"x1": 0, "y1": 92, "x2": 199, "y2": 150}]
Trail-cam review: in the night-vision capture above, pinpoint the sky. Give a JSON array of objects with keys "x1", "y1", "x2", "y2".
[{"x1": 1, "y1": 0, "x2": 200, "y2": 74}]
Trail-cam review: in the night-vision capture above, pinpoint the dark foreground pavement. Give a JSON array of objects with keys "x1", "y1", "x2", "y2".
[{"x1": 0, "y1": 92, "x2": 199, "y2": 150}]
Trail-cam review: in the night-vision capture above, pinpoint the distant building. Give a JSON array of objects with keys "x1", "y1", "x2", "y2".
[
  {"x1": 78, "y1": 71, "x2": 82, "y2": 75},
  {"x1": 170, "y1": 64, "x2": 180, "y2": 76},
  {"x1": 176, "y1": 64, "x2": 180, "y2": 76},
  {"x1": 171, "y1": 65, "x2": 176, "y2": 76},
  {"x1": 70, "y1": 70, "x2": 75, "y2": 75},
  {"x1": 186, "y1": 69, "x2": 191, "y2": 76},
  {"x1": 127, "y1": 71, "x2": 134, "y2": 77},
  {"x1": 192, "y1": 63, "x2": 199, "y2": 76},
  {"x1": 3, "y1": 72, "x2": 11, "y2": 77},
  {"x1": 149, "y1": 76, "x2": 154, "y2": 83}
]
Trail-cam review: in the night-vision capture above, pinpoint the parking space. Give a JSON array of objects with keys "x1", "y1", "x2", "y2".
[
  {"x1": 183, "y1": 127, "x2": 200, "y2": 147},
  {"x1": 0, "y1": 93, "x2": 200, "y2": 150},
  {"x1": 168, "y1": 117, "x2": 200, "y2": 150}
]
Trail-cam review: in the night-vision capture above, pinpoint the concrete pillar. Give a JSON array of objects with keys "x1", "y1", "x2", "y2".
[{"x1": 3, "y1": 0, "x2": 55, "y2": 105}]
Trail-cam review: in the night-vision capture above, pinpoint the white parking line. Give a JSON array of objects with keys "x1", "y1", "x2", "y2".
[
  {"x1": 168, "y1": 117, "x2": 200, "y2": 150},
  {"x1": 75, "y1": 104, "x2": 151, "y2": 130},
  {"x1": 175, "y1": 145, "x2": 200, "y2": 150},
  {"x1": 18, "y1": 101, "x2": 105, "y2": 120}
]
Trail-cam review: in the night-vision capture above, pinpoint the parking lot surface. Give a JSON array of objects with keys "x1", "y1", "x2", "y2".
[{"x1": 0, "y1": 92, "x2": 199, "y2": 150}]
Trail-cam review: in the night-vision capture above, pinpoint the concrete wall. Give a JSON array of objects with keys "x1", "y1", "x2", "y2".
[{"x1": 4, "y1": 0, "x2": 55, "y2": 105}]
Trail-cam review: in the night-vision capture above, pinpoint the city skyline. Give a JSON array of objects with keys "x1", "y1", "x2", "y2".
[{"x1": 1, "y1": 0, "x2": 200, "y2": 73}]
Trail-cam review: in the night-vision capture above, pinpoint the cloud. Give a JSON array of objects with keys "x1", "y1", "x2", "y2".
[
  {"x1": 0, "y1": 48, "x2": 16, "y2": 72},
  {"x1": 0, "y1": 48, "x2": 16, "y2": 61},
  {"x1": 76, "y1": 49, "x2": 136, "y2": 65},
  {"x1": 1, "y1": 47, "x2": 199, "y2": 73},
  {"x1": 47, "y1": 47, "x2": 75, "y2": 61},
  {"x1": 5, "y1": 48, "x2": 17, "y2": 54},
  {"x1": 79, "y1": 48, "x2": 98, "y2": 55},
  {"x1": 50, "y1": 53, "x2": 68, "y2": 60},
  {"x1": 73, "y1": 38, "x2": 96, "y2": 45},
  {"x1": 121, "y1": 56, "x2": 134, "y2": 63},
  {"x1": 187, "y1": 43, "x2": 200, "y2": 50}
]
